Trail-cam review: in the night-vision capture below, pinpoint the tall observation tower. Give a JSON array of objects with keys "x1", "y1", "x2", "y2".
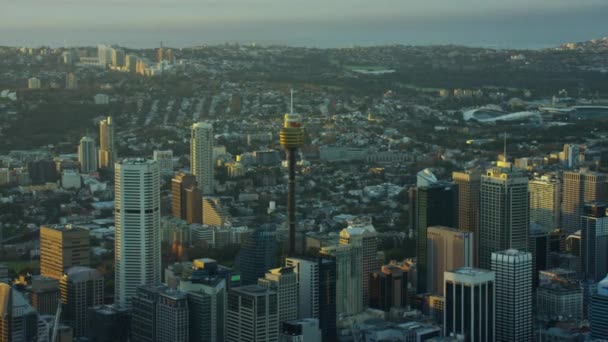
[{"x1": 280, "y1": 90, "x2": 304, "y2": 256}]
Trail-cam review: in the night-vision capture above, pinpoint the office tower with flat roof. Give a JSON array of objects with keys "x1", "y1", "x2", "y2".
[
  {"x1": 98, "y1": 116, "x2": 115, "y2": 169},
  {"x1": 320, "y1": 244, "x2": 363, "y2": 316},
  {"x1": 191, "y1": 121, "x2": 215, "y2": 194},
  {"x1": 131, "y1": 285, "x2": 189, "y2": 342},
  {"x1": 317, "y1": 258, "x2": 337, "y2": 342},
  {"x1": 179, "y1": 273, "x2": 226, "y2": 342},
  {"x1": 78, "y1": 136, "x2": 97, "y2": 173},
  {"x1": 453, "y1": 170, "x2": 481, "y2": 263},
  {"x1": 171, "y1": 172, "x2": 202, "y2": 224},
  {"x1": 580, "y1": 202, "x2": 608, "y2": 283},
  {"x1": 426, "y1": 226, "x2": 474, "y2": 296},
  {"x1": 28, "y1": 276, "x2": 60, "y2": 315},
  {"x1": 444, "y1": 268, "x2": 494, "y2": 341},
  {"x1": 27, "y1": 159, "x2": 57, "y2": 185},
  {"x1": 411, "y1": 169, "x2": 458, "y2": 293},
  {"x1": 562, "y1": 170, "x2": 608, "y2": 234},
  {"x1": 529, "y1": 175, "x2": 561, "y2": 230},
  {"x1": 258, "y1": 267, "x2": 298, "y2": 326},
  {"x1": 226, "y1": 285, "x2": 279, "y2": 342},
  {"x1": 339, "y1": 218, "x2": 378, "y2": 305},
  {"x1": 285, "y1": 257, "x2": 318, "y2": 319},
  {"x1": 203, "y1": 197, "x2": 231, "y2": 227},
  {"x1": 529, "y1": 225, "x2": 549, "y2": 287},
  {"x1": 153, "y1": 150, "x2": 173, "y2": 175},
  {"x1": 537, "y1": 281, "x2": 583, "y2": 321},
  {"x1": 60, "y1": 266, "x2": 104, "y2": 337},
  {"x1": 491, "y1": 249, "x2": 532, "y2": 342},
  {"x1": 40, "y1": 224, "x2": 90, "y2": 280},
  {"x1": 591, "y1": 275, "x2": 608, "y2": 340},
  {"x1": 114, "y1": 158, "x2": 161, "y2": 308},
  {"x1": 0, "y1": 284, "x2": 39, "y2": 342},
  {"x1": 280, "y1": 318, "x2": 322, "y2": 342},
  {"x1": 87, "y1": 305, "x2": 130, "y2": 342},
  {"x1": 369, "y1": 264, "x2": 408, "y2": 312},
  {"x1": 479, "y1": 163, "x2": 529, "y2": 269},
  {"x1": 444, "y1": 267, "x2": 495, "y2": 342},
  {"x1": 237, "y1": 226, "x2": 277, "y2": 285}
]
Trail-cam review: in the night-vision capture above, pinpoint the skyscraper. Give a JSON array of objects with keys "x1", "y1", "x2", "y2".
[
  {"x1": 179, "y1": 273, "x2": 226, "y2": 342},
  {"x1": 444, "y1": 267, "x2": 495, "y2": 342},
  {"x1": 98, "y1": 116, "x2": 115, "y2": 169},
  {"x1": 28, "y1": 276, "x2": 60, "y2": 315},
  {"x1": 226, "y1": 285, "x2": 279, "y2": 342},
  {"x1": 153, "y1": 150, "x2": 174, "y2": 175},
  {"x1": 453, "y1": 169, "x2": 481, "y2": 264},
  {"x1": 562, "y1": 170, "x2": 608, "y2": 234},
  {"x1": 529, "y1": 175, "x2": 560, "y2": 230},
  {"x1": 131, "y1": 285, "x2": 189, "y2": 342},
  {"x1": 191, "y1": 122, "x2": 215, "y2": 194},
  {"x1": 40, "y1": 224, "x2": 90, "y2": 280},
  {"x1": 114, "y1": 158, "x2": 161, "y2": 308},
  {"x1": 580, "y1": 202, "x2": 608, "y2": 283},
  {"x1": 369, "y1": 265, "x2": 408, "y2": 312},
  {"x1": 491, "y1": 249, "x2": 532, "y2": 342},
  {"x1": 285, "y1": 257, "x2": 318, "y2": 319},
  {"x1": 171, "y1": 173, "x2": 201, "y2": 224},
  {"x1": 410, "y1": 170, "x2": 458, "y2": 293},
  {"x1": 479, "y1": 163, "x2": 529, "y2": 269},
  {"x1": 0, "y1": 284, "x2": 39, "y2": 342},
  {"x1": 591, "y1": 275, "x2": 608, "y2": 340},
  {"x1": 320, "y1": 244, "x2": 363, "y2": 316},
  {"x1": 78, "y1": 136, "x2": 97, "y2": 173},
  {"x1": 60, "y1": 266, "x2": 104, "y2": 337},
  {"x1": 426, "y1": 226, "x2": 474, "y2": 296},
  {"x1": 339, "y1": 218, "x2": 378, "y2": 305},
  {"x1": 236, "y1": 226, "x2": 277, "y2": 285},
  {"x1": 258, "y1": 267, "x2": 298, "y2": 326}
]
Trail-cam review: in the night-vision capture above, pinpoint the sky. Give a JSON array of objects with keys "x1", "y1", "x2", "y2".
[{"x1": 2, "y1": 0, "x2": 608, "y2": 48}]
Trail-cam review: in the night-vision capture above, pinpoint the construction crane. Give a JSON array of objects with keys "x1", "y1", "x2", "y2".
[{"x1": 51, "y1": 299, "x2": 62, "y2": 342}]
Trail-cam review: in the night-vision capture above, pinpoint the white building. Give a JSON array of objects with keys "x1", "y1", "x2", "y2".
[
  {"x1": 491, "y1": 249, "x2": 533, "y2": 342},
  {"x1": 78, "y1": 136, "x2": 97, "y2": 173},
  {"x1": 191, "y1": 122, "x2": 215, "y2": 194},
  {"x1": 285, "y1": 257, "x2": 319, "y2": 319},
  {"x1": 153, "y1": 150, "x2": 174, "y2": 175},
  {"x1": 258, "y1": 267, "x2": 298, "y2": 326},
  {"x1": 61, "y1": 169, "x2": 81, "y2": 189},
  {"x1": 114, "y1": 158, "x2": 161, "y2": 308}
]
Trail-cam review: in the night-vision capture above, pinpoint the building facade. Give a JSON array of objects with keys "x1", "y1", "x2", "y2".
[
  {"x1": 191, "y1": 122, "x2": 215, "y2": 194},
  {"x1": 226, "y1": 285, "x2": 279, "y2": 342},
  {"x1": 60, "y1": 267, "x2": 104, "y2": 337},
  {"x1": 426, "y1": 226, "x2": 474, "y2": 296},
  {"x1": 453, "y1": 170, "x2": 481, "y2": 265},
  {"x1": 319, "y1": 244, "x2": 363, "y2": 316},
  {"x1": 258, "y1": 267, "x2": 298, "y2": 326},
  {"x1": 562, "y1": 170, "x2": 608, "y2": 234},
  {"x1": 78, "y1": 136, "x2": 97, "y2": 173},
  {"x1": 40, "y1": 224, "x2": 90, "y2": 280},
  {"x1": 580, "y1": 202, "x2": 608, "y2": 283},
  {"x1": 339, "y1": 219, "x2": 378, "y2": 305},
  {"x1": 98, "y1": 116, "x2": 115, "y2": 169}
]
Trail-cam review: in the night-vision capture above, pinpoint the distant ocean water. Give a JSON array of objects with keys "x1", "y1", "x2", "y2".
[{"x1": 2, "y1": 7, "x2": 607, "y2": 49}]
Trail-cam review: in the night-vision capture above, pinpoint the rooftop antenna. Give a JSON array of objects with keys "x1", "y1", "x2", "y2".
[{"x1": 290, "y1": 89, "x2": 294, "y2": 115}]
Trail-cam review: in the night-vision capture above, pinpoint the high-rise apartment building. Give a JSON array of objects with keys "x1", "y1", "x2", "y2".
[
  {"x1": 444, "y1": 267, "x2": 495, "y2": 342},
  {"x1": 60, "y1": 267, "x2": 104, "y2": 337},
  {"x1": 131, "y1": 285, "x2": 189, "y2": 342},
  {"x1": 171, "y1": 173, "x2": 201, "y2": 224},
  {"x1": 98, "y1": 116, "x2": 115, "y2": 169},
  {"x1": 529, "y1": 175, "x2": 561, "y2": 230},
  {"x1": 453, "y1": 170, "x2": 481, "y2": 264},
  {"x1": 426, "y1": 226, "x2": 474, "y2": 296},
  {"x1": 339, "y1": 218, "x2": 378, "y2": 305},
  {"x1": 78, "y1": 136, "x2": 97, "y2": 173},
  {"x1": 591, "y1": 275, "x2": 608, "y2": 340},
  {"x1": 153, "y1": 150, "x2": 173, "y2": 175},
  {"x1": 562, "y1": 170, "x2": 608, "y2": 234},
  {"x1": 40, "y1": 224, "x2": 90, "y2": 280},
  {"x1": 191, "y1": 121, "x2": 215, "y2": 194},
  {"x1": 258, "y1": 267, "x2": 298, "y2": 326},
  {"x1": 114, "y1": 159, "x2": 161, "y2": 308},
  {"x1": 226, "y1": 285, "x2": 279, "y2": 342},
  {"x1": 237, "y1": 226, "x2": 277, "y2": 285},
  {"x1": 580, "y1": 202, "x2": 608, "y2": 283},
  {"x1": 179, "y1": 273, "x2": 226, "y2": 342},
  {"x1": 0, "y1": 284, "x2": 39, "y2": 342},
  {"x1": 491, "y1": 249, "x2": 533, "y2": 342},
  {"x1": 203, "y1": 197, "x2": 231, "y2": 227},
  {"x1": 410, "y1": 170, "x2": 458, "y2": 293},
  {"x1": 320, "y1": 244, "x2": 363, "y2": 316},
  {"x1": 369, "y1": 265, "x2": 408, "y2": 312},
  {"x1": 479, "y1": 163, "x2": 529, "y2": 269}
]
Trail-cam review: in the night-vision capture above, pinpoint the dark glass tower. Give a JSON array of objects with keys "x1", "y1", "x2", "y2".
[{"x1": 236, "y1": 225, "x2": 278, "y2": 285}]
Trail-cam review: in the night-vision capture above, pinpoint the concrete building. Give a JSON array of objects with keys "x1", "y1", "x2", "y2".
[
  {"x1": 284, "y1": 257, "x2": 319, "y2": 320},
  {"x1": 226, "y1": 285, "x2": 279, "y2": 342},
  {"x1": 191, "y1": 121, "x2": 215, "y2": 194},
  {"x1": 320, "y1": 244, "x2": 363, "y2": 316},
  {"x1": 87, "y1": 305, "x2": 130, "y2": 342},
  {"x1": 562, "y1": 170, "x2": 608, "y2": 234},
  {"x1": 131, "y1": 285, "x2": 189, "y2": 342},
  {"x1": 426, "y1": 226, "x2": 474, "y2": 296},
  {"x1": 369, "y1": 264, "x2": 408, "y2": 312},
  {"x1": 60, "y1": 267, "x2": 104, "y2": 337},
  {"x1": 491, "y1": 249, "x2": 532, "y2": 342},
  {"x1": 98, "y1": 116, "x2": 115, "y2": 169},
  {"x1": 153, "y1": 150, "x2": 173, "y2": 175},
  {"x1": 591, "y1": 275, "x2": 608, "y2": 340},
  {"x1": 28, "y1": 77, "x2": 41, "y2": 89},
  {"x1": 179, "y1": 273, "x2": 226, "y2": 342},
  {"x1": 237, "y1": 226, "x2": 277, "y2": 285},
  {"x1": 258, "y1": 267, "x2": 298, "y2": 326},
  {"x1": 529, "y1": 176, "x2": 561, "y2": 230},
  {"x1": 339, "y1": 218, "x2": 378, "y2": 305},
  {"x1": 114, "y1": 159, "x2": 161, "y2": 308},
  {"x1": 452, "y1": 169, "x2": 481, "y2": 265},
  {"x1": 444, "y1": 267, "x2": 495, "y2": 342},
  {"x1": 40, "y1": 224, "x2": 90, "y2": 280},
  {"x1": 171, "y1": 173, "x2": 201, "y2": 224},
  {"x1": 78, "y1": 136, "x2": 97, "y2": 173},
  {"x1": 479, "y1": 162, "x2": 529, "y2": 269},
  {"x1": 279, "y1": 318, "x2": 322, "y2": 342},
  {"x1": 580, "y1": 202, "x2": 608, "y2": 283},
  {"x1": 0, "y1": 284, "x2": 39, "y2": 342},
  {"x1": 28, "y1": 276, "x2": 60, "y2": 315},
  {"x1": 537, "y1": 281, "x2": 583, "y2": 321}
]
